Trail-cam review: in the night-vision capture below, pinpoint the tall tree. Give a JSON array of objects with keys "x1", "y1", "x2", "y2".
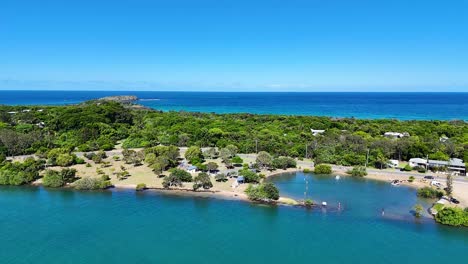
[
  {"x1": 256, "y1": 151, "x2": 272, "y2": 169},
  {"x1": 446, "y1": 174, "x2": 453, "y2": 196}
]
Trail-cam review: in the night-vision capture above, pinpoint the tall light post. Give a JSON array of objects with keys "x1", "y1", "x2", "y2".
[{"x1": 365, "y1": 149, "x2": 370, "y2": 168}]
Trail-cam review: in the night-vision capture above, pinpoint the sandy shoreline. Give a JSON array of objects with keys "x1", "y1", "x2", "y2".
[
  {"x1": 17, "y1": 148, "x2": 468, "y2": 208},
  {"x1": 114, "y1": 184, "x2": 251, "y2": 202}
]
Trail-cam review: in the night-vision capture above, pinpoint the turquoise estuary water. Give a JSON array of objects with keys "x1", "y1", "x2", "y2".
[{"x1": 1, "y1": 172, "x2": 467, "y2": 264}]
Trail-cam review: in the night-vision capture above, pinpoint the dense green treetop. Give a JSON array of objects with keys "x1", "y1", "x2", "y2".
[{"x1": 1, "y1": 101, "x2": 467, "y2": 169}]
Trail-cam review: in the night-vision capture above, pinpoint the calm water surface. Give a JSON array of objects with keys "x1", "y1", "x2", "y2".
[
  {"x1": 0, "y1": 173, "x2": 467, "y2": 264},
  {"x1": 1, "y1": 90, "x2": 467, "y2": 120}
]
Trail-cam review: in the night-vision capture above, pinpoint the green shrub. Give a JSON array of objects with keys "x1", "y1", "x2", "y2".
[
  {"x1": 272, "y1": 156, "x2": 297, "y2": 170},
  {"x1": 42, "y1": 170, "x2": 65, "y2": 188},
  {"x1": 304, "y1": 199, "x2": 314, "y2": 207},
  {"x1": 245, "y1": 182, "x2": 280, "y2": 201},
  {"x1": 231, "y1": 156, "x2": 243, "y2": 164},
  {"x1": 185, "y1": 146, "x2": 203, "y2": 164},
  {"x1": 77, "y1": 144, "x2": 92, "y2": 152},
  {"x1": 413, "y1": 204, "x2": 424, "y2": 218},
  {"x1": 417, "y1": 187, "x2": 443, "y2": 199},
  {"x1": 116, "y1": 171, "x2": 130, "y2": 180},
  {"x1": 136, "y1": 183, "x2": 147, "y2": 191},
  {"x1": 162, "y1": 174, "x2": 182, "y2": 188},
  {"x1": 193, "y1": 172, "x2": 213, "y2": 190},
  {"x1": 42, "y1": 168, "x2": 76, "y2": 188},
  {"x1": 75, "y1": 157, "x2": 85, "y2": 164},
  {"x1": 100, "y1": 143, "x2": 114, "y2": 151},
  {"x1": 168, "y1": 168, "x2": 192, "y2": 182},
  {"x1": 435, "y1": 207, "x2": 468, "y2": 227},
  {"x1": 408, "y1": 176, "x2": 415, "y2": 182},
  {"x1": 314, "y1": 164, "x2": 332, "y2": 174},
  {"x1": 402, "y1": 164, "x2": 412, "y2": 171},
  {"x1": 60, "y1": 168, "x2": 77, "y2": 183},
  {"x1": 347, "y1": 166, "x2": 367, "y2": 177},
  {"x1": 239, "y1": 169, "x2": 261, "y2": 183},
  {"x1": 8, "y1": 172, "x2": 29, "y2": 185},
  {"x1": 0, "y1": 159, "x2": 43, "y2": 185},
  {"x1": 74, "y1": 177, "x2": 112, "y2": 190},
  {"x1": 215, "y1": 173, "x2": 227, "y2": 182},
  {"x1": 56, "y1": 154, "x2": 75, "y2": 167},
  {"x1": 433, "y1": 203, "x2": 444, "y2": 212},
  {"x1": 303, "y1": 168, "x2": 311, "y2": 173}
]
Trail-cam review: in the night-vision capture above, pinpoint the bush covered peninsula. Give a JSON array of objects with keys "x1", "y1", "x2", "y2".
[{"x1": 0, "y1": 98, "x2": 467, "y2": 226}]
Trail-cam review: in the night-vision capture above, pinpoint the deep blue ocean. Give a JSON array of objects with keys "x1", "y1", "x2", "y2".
[
  {"x1": 0, "y1": 173, "x2": 467, "y2": 264},
  {"x1": 0, "y1": 90, "x2": 467, "y2": 120}
]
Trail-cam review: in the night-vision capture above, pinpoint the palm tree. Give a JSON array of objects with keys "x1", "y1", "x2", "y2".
[{"x1": 376, "y1": 152, "x2": 388, "y2": 170}]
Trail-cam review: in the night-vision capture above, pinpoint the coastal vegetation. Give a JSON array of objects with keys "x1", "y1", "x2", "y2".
[
  {"x1": 73, "y1": 177, "x2": 112, "y2": 190},
  {"x1": 136, "y1": 183, "x2": 147, "y2": 191},
  {"x1": 0, "y1": 158, "x2": 43, "y2": 185},
  {"x1": 193, "y1": 172, "x2": 213, "y2": 190},
  {"x1": 417, "y1": 187, "x2": 444, "y2": 199},
  {"x1": 347, "y1": 166, "x2": 368, "y2": 177},
  {"x1": 0, "y1": 101, "x2": 467, "y2": 169},
  {"x1": 314, "y1": 164, "x2": 332, "y2": 174},
  {"x1": 162, "y1": 169, "x2": 193, "y2": 188},
  {"x1": 245, "y1": 182, "x2": 280, "y2": 201},
  {"x1": 435, "y1": 207, "x2": 468, "y2": 227},
  {"x1": 42, "y1": 168, "x2": 77, "y2": 188},
  {"x1": 413, "y1": 204, "x2": 424, "y2": 218},
  {"x1": 446, "y1": 174, "x2": 453, "y2": 196}
]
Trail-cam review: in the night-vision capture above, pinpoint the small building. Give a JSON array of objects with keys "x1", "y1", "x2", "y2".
[
  {"x1": 384, "y1": 132, "x2": 409, "y2": 138},
  {"x1": 311, "y1": 129, "x2": 325, "y2": 136},
  {"x1": 237, "y1": 176, "x2": 245, "y2": 184},
  {"x1": 187, "y1": 165, "x2": 197, "y2": 173},
  {"x1": 409, "y1": 158, "x2": 427, "y2": 168},
  {"x1": 409, "y1": 158, "x2": 466, "y2": 176},
  {"x1": 439, "y1": 136, "x2": 449, "y2": 143}
]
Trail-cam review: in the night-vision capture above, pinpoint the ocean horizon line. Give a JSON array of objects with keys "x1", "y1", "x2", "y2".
[{"x1": 0, "y1": 89, "x2": 467, "y2": 93}]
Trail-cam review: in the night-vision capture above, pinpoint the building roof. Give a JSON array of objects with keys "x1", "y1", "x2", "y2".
[
  {"x1": 409, "y1": 158, "x2": 427, "y2": 164},
  {"x1": 311, "y1": 129, "x2": 325, "y2": 136},
  {"x1": 410, "y1": 158, "x2": 465, "y2": 167},
  {"x1": 237, "y1": 176, "x2": 245, "y2": 182}
]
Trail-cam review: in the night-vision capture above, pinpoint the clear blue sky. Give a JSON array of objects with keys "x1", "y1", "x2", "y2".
[{"x1": 1, "y1": 0, "x2": 468, "y2": 92}]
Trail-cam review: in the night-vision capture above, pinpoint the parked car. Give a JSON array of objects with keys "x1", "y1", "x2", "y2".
[
  {"x1": 424, "y1": 176, "x2": 435, "y2": 180},
  {"x1": 431, "y1": 181, "x2": 442, "y2": 188},
  {"x1": 450, "y1": 198, "x2": 460, "y2": 204}
]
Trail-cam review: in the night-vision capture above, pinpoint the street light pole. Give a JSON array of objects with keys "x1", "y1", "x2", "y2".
[{"x1": 365, "y1": 149, "x2": 370, "y2": 168}]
